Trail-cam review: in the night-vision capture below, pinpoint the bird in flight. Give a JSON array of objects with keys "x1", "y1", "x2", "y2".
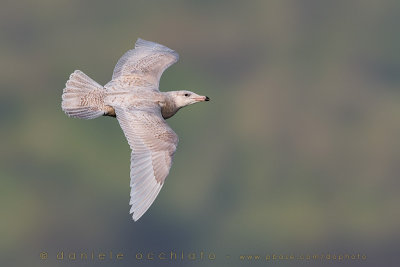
[{"x1": 61, "y1": 38, "x2": 209, "y2": 221}]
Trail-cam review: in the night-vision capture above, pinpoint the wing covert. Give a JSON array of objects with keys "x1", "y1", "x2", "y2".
[{"x1": 111, "y1": 39, "x2": 179, "y2": 90}]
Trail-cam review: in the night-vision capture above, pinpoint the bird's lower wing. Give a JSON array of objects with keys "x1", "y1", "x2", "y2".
[{"x1": 115, "y1": 105, "x2": 178, "y2": 221}]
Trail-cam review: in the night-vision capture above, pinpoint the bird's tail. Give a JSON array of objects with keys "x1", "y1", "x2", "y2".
[{"x1": 61, "y1": 70, "x2": 106, "y2": 119}]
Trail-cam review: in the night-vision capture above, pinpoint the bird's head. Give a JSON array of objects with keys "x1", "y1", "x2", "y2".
[{"x1": 170, "y1": 90, "x2": 210, "y2": 108}]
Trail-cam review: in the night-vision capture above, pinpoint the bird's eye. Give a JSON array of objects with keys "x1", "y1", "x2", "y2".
[{"x1": 184, "y1": 93, "x2": 190, "y2": 97}]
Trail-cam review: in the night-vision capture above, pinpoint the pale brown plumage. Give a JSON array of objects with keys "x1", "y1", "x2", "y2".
[{"x1": 61, "y1": 38, "x2": 209, "y2": 221}]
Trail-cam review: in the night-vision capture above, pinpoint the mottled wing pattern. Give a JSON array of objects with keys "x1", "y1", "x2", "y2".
[
  {"x1": 115, "y1": 104, "x2": 179, "y2": 221},
  {"x1": 111, "y1": 38, "x2": 179, "y2": 90}
]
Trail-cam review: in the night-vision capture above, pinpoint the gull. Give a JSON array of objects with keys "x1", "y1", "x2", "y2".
[{"x1": 61, "y1": 38, "x2": 209, "y2": 221}]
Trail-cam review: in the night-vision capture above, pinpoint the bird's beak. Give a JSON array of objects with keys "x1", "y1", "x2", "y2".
[{"x1": 194, "y1": 96, "x2": 210, "y2": 102}]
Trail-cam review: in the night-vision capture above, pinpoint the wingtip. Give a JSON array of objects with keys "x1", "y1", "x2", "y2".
[
  {"x1": 134, "y1": 38, "x2": 177, "y2": 56},
  {"x1": 130, "y1": 203, "x2": 144, "y2": 221},
  {"x1": 135, "y1": 38, "x2": 152, "y2": 49},
  {"x1": 131, "y1": 212, "x2": 142, "y2": 222},
  {"x1": 130, "y1": 208, "x2": 139, "y2": 221}
]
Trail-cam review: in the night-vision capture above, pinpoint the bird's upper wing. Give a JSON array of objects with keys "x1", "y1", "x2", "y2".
[
  {"x1": 111, "y1": 38, "x2": 179, "y2": 90},
  {"x1": 115, "y1": 104, "x2": 178, "y2": 221}
]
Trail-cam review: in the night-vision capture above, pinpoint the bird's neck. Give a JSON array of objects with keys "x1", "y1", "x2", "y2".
[{"x1": 160, "y1": 92, "x2": 180, "y2": 119}]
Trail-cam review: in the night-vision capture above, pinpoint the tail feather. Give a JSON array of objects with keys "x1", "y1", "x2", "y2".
[{"x1": 62, "y1": 70, "x2": 106, "y2": 119}]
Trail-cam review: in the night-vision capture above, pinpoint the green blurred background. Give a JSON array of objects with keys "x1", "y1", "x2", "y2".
[{"x1": 1, "y1": 0, "x2": 399, "y2": 266}]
